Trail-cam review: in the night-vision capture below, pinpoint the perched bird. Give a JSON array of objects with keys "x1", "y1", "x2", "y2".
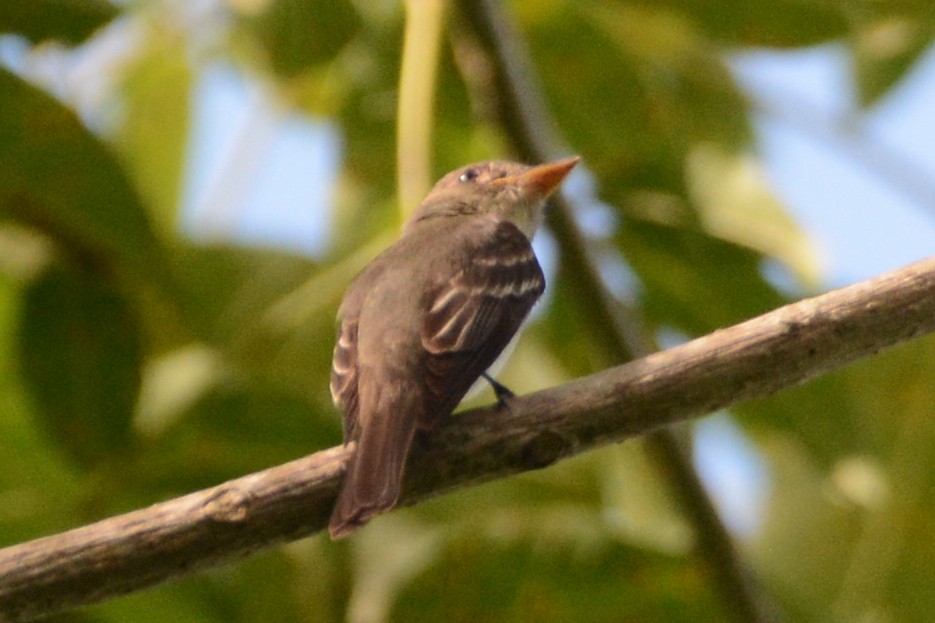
[{"x1": 328, "y1": 156, "x2": 580, "y2": 538}]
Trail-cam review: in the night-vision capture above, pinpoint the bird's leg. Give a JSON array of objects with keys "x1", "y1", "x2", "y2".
[{"x1": 482, "y1": 372, "x2": 515, "y2": 408}]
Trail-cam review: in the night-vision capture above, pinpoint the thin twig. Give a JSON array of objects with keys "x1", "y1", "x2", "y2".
[{"x1": 2, "y1": 254, "x2": 935, "y2": 622}]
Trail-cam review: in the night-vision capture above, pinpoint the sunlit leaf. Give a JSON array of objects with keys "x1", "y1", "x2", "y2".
[
  {"x1": 116, "y1": 28, "x2": 193, "y2": 236},
  {"x1": 851, "y1": 16, "x2": 935, "y2": 106},
  {"x1": 686, "y1": 142, "x2": 821, "y2": 288}
]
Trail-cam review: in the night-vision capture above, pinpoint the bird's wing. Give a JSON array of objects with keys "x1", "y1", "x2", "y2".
[
  {"x1": 331, "y1": 315, "x2": 360, "y2": 441},
  {"x1": 420, "y1": 220, "x2": 545, "y2": 419}
]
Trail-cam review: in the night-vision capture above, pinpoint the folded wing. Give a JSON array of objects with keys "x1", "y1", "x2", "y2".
[{"x1": 420, "y1": 220, "x2": 545, "y2": 420}]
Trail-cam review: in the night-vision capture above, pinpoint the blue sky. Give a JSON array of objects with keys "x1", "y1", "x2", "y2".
[
  {"x1": 181, "y1": 63, "x2": 340, "y2": 257},
  {"x1": 732, "y1": 45, "x2": 935, "y2": 286}
]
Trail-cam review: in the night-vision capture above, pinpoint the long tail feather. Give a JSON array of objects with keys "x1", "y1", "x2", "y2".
[{"x1": 329, "y1": 407, "x2": 418, "y2": 539}]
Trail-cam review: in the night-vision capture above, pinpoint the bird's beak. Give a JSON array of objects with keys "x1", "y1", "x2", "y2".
[{"x1": 496, "y1": 156, "x2": 580, "y2": 197}]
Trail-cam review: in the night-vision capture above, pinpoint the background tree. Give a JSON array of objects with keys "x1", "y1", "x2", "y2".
[{"x1": 1, "y1": 1, "x2": 933, "y2": 622}]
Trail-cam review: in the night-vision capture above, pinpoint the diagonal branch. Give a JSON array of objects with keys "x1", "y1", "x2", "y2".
[{"x1": 2, "y1": 255, "x2": 935, "y2": 622}]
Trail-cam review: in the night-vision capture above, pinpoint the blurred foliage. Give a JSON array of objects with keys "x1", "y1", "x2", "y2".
[
  {"x1": 0, "y1": 0, "x2": 117, "y2": 45},
  {"x1": 0, "y1": 0, "x2": 933, "y2": 622},
  {"x1": 18, "y1": 257, "x2": 142, "y2": 469}
]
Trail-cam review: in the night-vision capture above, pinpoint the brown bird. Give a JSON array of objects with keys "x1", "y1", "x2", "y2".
[{"x1": 328, "y1": 156, "x2": 580, "y2": 538}]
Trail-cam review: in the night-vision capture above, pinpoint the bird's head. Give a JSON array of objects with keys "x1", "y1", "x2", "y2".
[{"x1": 406, "y1": 156, "x2": 580, "y2": 238}]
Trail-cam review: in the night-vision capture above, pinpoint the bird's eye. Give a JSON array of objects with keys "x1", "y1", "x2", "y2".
[{"x1": 458, "y1": 169, "x2": 479, "y2": 183}]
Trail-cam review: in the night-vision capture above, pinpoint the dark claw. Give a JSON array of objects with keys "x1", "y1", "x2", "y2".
[{"x1": 482, "y1": 372, "x2": 515, "y2": 408}]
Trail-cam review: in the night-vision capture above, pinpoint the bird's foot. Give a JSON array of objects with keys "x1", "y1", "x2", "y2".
[{"x1": 482, "y1": 372, "x2": 515, "y2": 409}]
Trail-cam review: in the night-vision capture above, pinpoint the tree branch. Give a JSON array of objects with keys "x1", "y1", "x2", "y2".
[{"x1": 2, "y1": 255, "x2": 935, "y2": 622}]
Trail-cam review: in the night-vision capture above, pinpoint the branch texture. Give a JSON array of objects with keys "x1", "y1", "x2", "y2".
[{"x1": 2, "y1": 255, "x2": 935, "y2": 622}]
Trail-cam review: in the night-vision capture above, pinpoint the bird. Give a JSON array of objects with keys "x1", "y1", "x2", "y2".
[{"x1": 328, "y1": 155, "x2": 580, "y2": 538}]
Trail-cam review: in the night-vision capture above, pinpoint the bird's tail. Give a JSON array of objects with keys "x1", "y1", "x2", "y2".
[{"x1": 329, "y1": 407, "x2": 418, "y2": 539}]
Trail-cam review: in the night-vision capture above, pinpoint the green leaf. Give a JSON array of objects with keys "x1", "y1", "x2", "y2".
[
  {"x1": 166, "y1": 243, "x2": 337, "y2": 396},
  {"x1": 526, "y1": 8, "x2": 667, "y2": 182},
  {"x1": 0, "y1": 67, "x2": 173, "y2": 293},
  {"x1": 116, "y1": 29, "x2": 193, "y2": 236},
  {"x1": 17, "y1": 260, "x2": 142, "y2": 468},
  {"x1": 617, "y1": 217, "x2": 787, "y2": 336},
  {"x1": 623, "y1": 0, "x2": 849, "y2": 47},
  {"x1": 0, "y1": 0, "x2": 118, "y2": 45},
  {"x1": 575, "y1": 4, "x2": 751, "y2": 150},
  {"x1": 521, "y1": 3, "x2": 753, "y2": 201},
  {"x1": 0, "y1": 274, "x2": 82, "y2": 543},
  {"x1": 236, "y1": 0, "x2": 362, "y2": 78}
]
